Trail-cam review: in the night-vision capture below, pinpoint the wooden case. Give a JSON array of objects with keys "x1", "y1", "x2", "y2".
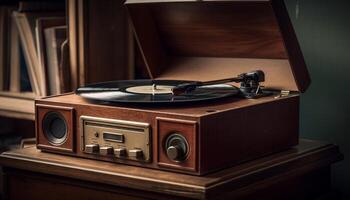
[
  {"x1": 125, "y1": 0, "x2": 310, "y2": 92},
  {"x1": 35, "y1": 0, "x2": 310, "y2": 175},
  {"x1": 36, "y1": 93, "x2": 299, "y2": 175}
]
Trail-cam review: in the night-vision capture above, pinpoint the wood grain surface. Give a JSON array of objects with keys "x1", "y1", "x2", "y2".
[
  {"x1": 35, "y1": 93, "x2": 301, "y2": 175},
  {"x1": 68, "y1": 0, "x2": 133, "y2": 89},
  {"x1": 0, "y1": 139, "x2": 343, "y2": 199},
  {"x1": 126, "y1": 0, "x2": 311, "y2": 92}
]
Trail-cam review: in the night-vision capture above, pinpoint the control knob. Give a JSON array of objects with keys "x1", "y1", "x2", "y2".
[{"x1": 165, "y1": 134, "x2": 189, "y2": 162}]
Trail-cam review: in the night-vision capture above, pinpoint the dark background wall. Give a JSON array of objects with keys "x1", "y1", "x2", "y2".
[{"x1": 284, "y1": 0, "x2": 350, "y2": 198}]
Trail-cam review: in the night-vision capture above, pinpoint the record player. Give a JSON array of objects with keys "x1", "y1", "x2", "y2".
[{"x1": 35, "y1": 0, "x2": 310, "y2": 175}]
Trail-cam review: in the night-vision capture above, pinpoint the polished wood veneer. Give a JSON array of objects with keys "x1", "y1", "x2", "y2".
[
  {"x1": 35, "y1": 92, "x2": 299, "y2": 175},
  {"x1": 36, "y1": 0, "x2": 309, "y2": 175},
  {"x1": 126, "y1": 0, "x2": 311, "y2": 92},
  {"x1": 0, "y1": 139, "x2": 343, "y2": 199}
]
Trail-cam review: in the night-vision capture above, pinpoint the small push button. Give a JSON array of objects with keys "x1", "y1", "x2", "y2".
[
  {"x1": 85, "y1": 144, "x2": 99, "y2": 153},
  {"x1": 100, "y1": 146, "x2": 113, "y2": 155},
  {"x1": 114, "y1": 148, "x2": 127, "y2": 157},
  {"x1": 129, "y1": 149, "x2": 143, "y2": 159}
]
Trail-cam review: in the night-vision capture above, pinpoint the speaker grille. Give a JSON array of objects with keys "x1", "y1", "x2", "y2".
[{"x1": 42, "y1": 112, "x2": 68, "y2": 144}]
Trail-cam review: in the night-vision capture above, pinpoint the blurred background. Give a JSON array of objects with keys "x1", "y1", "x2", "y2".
[{"x1": 285, "y1": 0, "x2": 350, "y2": 198}]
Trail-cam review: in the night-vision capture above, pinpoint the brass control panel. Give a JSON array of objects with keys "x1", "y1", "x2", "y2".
[{"x1": 80, "y1": 116, "x2": 151, "y2": 162}]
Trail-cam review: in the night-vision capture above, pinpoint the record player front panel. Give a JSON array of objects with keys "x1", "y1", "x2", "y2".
[
  {"x1": 80, "y1": 116, "x2": 151, "y2": 162},
  {"x1": 36, "y1": 93, "x2": 299, "y2": 175}
]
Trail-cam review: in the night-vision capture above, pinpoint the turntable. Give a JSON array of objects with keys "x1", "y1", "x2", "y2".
[
  {"x1": 35, "y1": 0, "x2": 310, "y2": 175},
  {"x1": 75, "y1": 70, "x2": 270, "y2": 103}
]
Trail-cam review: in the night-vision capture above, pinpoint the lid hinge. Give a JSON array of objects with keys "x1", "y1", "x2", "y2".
[{"x1": 274, "y1": 90, "x2": 291, "y2": 99}]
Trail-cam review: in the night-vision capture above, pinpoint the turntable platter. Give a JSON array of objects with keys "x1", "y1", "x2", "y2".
[{"x1": 76, "y1": 80, "x2": 239, "y2": 104}]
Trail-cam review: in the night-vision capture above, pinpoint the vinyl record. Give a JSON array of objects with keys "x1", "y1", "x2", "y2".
[{"x1": 75, "y1": 80, "x2": 239, "y2": 104}]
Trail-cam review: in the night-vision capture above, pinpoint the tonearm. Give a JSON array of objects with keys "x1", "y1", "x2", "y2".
[{"x1": 171, "y1": 70, "x2": 269, "y2": 98}]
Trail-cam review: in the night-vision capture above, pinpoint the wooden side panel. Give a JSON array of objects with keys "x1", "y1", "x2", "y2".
[
  {"x1": 199, "y1": 96, "x2": 299, "y2": 174},
  {"x1": 213, "y1": 166, "x2": 332, "y2": 200},
  {"x1": 2, "y1": 166, "x2": 332, "y2": 200},
  {"x1": 4, "y1": 169, "x2": 182, "y2": 200}
]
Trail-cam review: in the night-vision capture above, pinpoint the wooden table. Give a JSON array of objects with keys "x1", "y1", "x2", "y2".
[{"x1": 0, "y1": 139, "x2": 343, "y2": 200}]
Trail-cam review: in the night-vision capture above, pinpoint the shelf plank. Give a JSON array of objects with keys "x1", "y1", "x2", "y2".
[
  {"x1": 0, "y1": 95, "x2": 35, "y2": 120},
  {"x1": 0, "y1": 91, "x2": 36, "y2": 99}
]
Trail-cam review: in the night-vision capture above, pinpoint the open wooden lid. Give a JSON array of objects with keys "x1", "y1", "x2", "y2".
[{"x1": 125, "y1": 0, "x2": 311, "y2": 92}]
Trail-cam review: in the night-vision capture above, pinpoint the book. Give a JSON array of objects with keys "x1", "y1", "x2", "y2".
[
  {"x1": 59, "y1": 39, "x2": 71, "y2": 93},
  {"x1": 44, "y1": 25, "x2": 67, "y2": 95},
  {"x1": 9, "y1": 12, "x2": 20, "y2": 92},
  {"x1": 13, "y1": 11, "x2": 64, "y2": 96},
  {"x1": 35, "y1": 17, "x2": 65, "y2": 94},
  {"x1": 8, "y1": 16, "x2": 32, "y2": 93},
  {"x1": 19, "y1": 44, "x2": 32, "y2": 92},
  {"x1": 13, "y1": 11, "x2": 43, "y2": 96}
]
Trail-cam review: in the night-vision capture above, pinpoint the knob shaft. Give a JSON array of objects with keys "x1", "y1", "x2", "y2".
[
  {"x1": 165, "y1": 134, "x2": 189, "y2": 162},
  {"x1": 167, "y1": 145, "x2": 184, "y2": 161}
]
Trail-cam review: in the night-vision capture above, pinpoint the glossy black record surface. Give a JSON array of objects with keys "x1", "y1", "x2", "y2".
[{"x1": 76, "y1": 80, "x2": 239, "y2": 104}]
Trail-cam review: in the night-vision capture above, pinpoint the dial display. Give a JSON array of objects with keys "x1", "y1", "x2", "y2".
[{"x1": 103, "y1": 132, "x2": 124, "y2": 143}]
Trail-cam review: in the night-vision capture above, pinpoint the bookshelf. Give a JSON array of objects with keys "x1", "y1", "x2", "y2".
[
  {"x1": 0, "y1": 0, "x2": 133, "y2": 122},
  {"x1": 0, "y1": 91, "x2": 34, "y2": 120}
]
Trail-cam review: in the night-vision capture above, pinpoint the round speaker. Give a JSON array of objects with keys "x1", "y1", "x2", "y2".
[{"x1": 42, "y1": 112, "x2": 68, "y2": 145}]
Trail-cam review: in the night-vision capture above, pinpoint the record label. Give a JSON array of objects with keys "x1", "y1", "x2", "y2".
[{"x1": 126, "y1": 85, "x2": 173, "y2": 94}]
